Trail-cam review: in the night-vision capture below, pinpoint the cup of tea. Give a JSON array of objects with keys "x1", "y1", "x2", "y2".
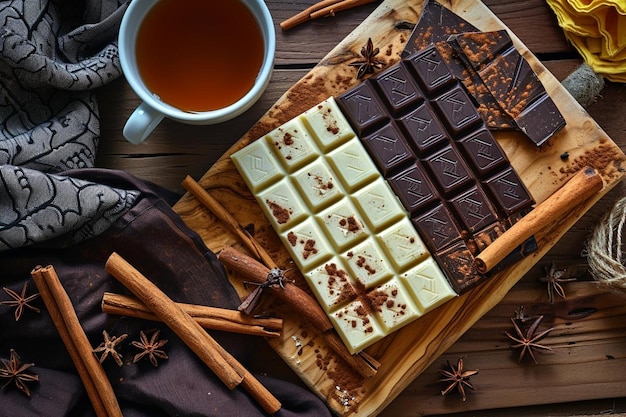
[{"x1": 118, "y1": 0, "x2": 276, "y2": 144}]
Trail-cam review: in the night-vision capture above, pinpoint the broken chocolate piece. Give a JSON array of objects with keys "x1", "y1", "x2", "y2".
[
  {"x1": 450, "y1": 30, "x2": 566, "y2": 145},
  {"x1": 402, "y1": 1, "x2": 512, "y2": 129},
  {"x1": 404, "y1": 1, "x2": 566, "y2": 146}
]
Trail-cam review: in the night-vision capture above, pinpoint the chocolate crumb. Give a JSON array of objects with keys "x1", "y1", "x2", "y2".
[
  {"x1": 302, "y1": 239, "x2": 318, "y2": 259},
  {"x1": 266, "y1": 200, "x2": 291, "y2": 224}
]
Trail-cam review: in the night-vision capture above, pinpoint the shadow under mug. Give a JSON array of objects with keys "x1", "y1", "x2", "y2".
[{"x1": 118, "y1": 0, "x2": 276, "y2": 144}]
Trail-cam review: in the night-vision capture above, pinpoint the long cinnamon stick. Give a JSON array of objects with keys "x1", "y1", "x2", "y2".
[
  {"x1": 182, "y1": 175, "x2": 277, "y2": 269},
  {"x1": 31, "y1": 265, "x2": 122, "y2": 417},
  {"x1": 101, "y1": 292, "x2": 282, "y2": 337},
  {"x1": 218, "y1": 245, "x2": 379, "y2": 378},
  {"x1": 474, "y1": 166, "x2": 603, "y2": 274},
  {"x1": 105, "y1": 252, "x2": 281, "y2": 414}
]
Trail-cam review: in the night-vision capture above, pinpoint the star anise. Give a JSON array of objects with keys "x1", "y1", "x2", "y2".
[
  {"x1": 505, "y1": 315, "x2": 553, "y2": 364},
  {"x1": 438, "y1": 358, "x2": 478, "y2": 401},
  {"x1": 349, "y1": 38, "x2": 385, "y2": 79},
  {"x1": 131, "y1": 329, "x2": 168, "y2": 367},
  {"x1": 93, "y1": 330, "x2": 128, "y2": 367},
  {"x1": 0, "y1": 349, "x2": 39, "y2": 396},
  {"x1": 539, "y1": 262, "x2": 576, "y2": 304},
  {"x1": 0, "y1": 282, "x2": 40, "y2": 321}
]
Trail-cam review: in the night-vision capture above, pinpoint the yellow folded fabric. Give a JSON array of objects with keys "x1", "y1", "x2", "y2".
[{"x1": 546, "y1": 0, "x2": 626, "y2": 82}]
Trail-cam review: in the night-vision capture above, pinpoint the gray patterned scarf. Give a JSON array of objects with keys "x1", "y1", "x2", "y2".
[{"x1": 0, "y1": 0, "x2": 137, "y2": 251}]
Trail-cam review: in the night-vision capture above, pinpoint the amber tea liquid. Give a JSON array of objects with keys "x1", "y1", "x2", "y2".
[{"x1": 135, "y1": 0, "x2": 265, "y2": 112}]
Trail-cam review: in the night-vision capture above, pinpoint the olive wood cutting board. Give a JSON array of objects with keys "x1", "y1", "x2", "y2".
[{"x1": 173, "y1": 0, "x2": 626, "y2": 415}]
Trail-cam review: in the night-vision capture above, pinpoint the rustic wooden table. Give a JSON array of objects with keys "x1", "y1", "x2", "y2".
[{"x1": 96, "y1": 1, "x2": 626, "y2": 415}]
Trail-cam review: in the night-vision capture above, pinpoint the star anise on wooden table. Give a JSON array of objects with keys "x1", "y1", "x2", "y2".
[
  {"x1": 0, "y1": 282, "x2": 40, "y2": 321},
  {"x1": 505, "y1": 315, "x2": 553, "y2": 364},
  {"x1": 539, "y1": 262, "x2": 576, "y2": 304},
  {"x1": 131, "y1": 329, "x2": 168, "y2": 367},
  {"x1": 93, "y1": 330, "x2": 128, "y2": 367},
  {"x1": 438, "y1": 358, "x2": 478, "y2": 401},
  {"x1": 349, "y1": 37, "x2": 385, "y2": 79},
  {"x1": 0, "y1": 349, "x2": 39, "y2": 397}
]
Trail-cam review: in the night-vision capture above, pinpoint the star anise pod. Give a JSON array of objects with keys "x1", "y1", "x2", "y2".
[
  {"x1": 438, "y1": 358, "x2": 478, "y2": 401},
  {"x1": 539, "y1": 262, "x2": 576, "y2": 304},
  {"x1": 0, "y1": 349, "x2": 39, "y2": 397},
  {"x1": 0, "y1": 282, "x2": 40, "y2": 321},
  {"x1": 349, "y1": 37, "x2": 385, "y2": 79},
  {"x1": 505, "y1": 315, "x2": 553, "y2": 364},
  {"x1": 93, "y1": 330, "x2": 128, "y2": 367},
  {"x1": 131, "y1": 329, "x2": 168, "y2": 367}
]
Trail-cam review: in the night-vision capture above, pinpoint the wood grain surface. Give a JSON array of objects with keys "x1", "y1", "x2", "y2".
[{"x1": 96, "y1": 1, "x2": 626, "y2": 416}]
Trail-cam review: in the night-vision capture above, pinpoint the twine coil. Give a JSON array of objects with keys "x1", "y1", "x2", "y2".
[
  {"x1": 587, "y1": 197, "x2": 626, "y2": 293},
  {"x1": 562, "y1": 63, "x2": 605, "y2": 108}
]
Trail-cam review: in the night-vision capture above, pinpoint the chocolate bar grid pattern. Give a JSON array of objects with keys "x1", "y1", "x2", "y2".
[
  {"x1": 337, "y1": 44, "x2": 534, "y2": 294},
  {"x1": 232, "y1": 98, "x2": 456, "y2": 354}
]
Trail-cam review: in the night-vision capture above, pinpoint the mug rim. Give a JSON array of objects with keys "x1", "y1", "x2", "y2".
[{"x1": 118, "y1": 0, "x2": 276, "y2": 124}]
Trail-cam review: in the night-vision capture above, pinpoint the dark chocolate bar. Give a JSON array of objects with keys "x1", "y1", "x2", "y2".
[{"x1": 338, "y1": 44, "x2": 535, "y2": 293}]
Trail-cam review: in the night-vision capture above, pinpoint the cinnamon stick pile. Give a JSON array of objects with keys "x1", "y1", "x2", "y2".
[{"x1": 105, "y1": 252, "x2": 282, "y2": 414}]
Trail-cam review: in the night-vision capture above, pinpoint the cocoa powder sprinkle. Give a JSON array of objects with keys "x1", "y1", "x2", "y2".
[{"x1": 266, "y1": 200, "x2": 291, "y2": 224}]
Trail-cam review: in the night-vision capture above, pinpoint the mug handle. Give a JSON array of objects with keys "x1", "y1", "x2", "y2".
[{"x1": 123, "y1": 102, "x2": 165, "y2": 144}]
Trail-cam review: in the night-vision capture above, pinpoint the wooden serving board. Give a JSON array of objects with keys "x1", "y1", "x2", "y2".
[{"x1": 173, "y1": 1, "x2": 626, "y2": 415}]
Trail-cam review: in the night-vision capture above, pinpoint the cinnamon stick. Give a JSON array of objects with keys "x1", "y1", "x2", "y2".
[
  {"x1": 182, "y1": 175, "x2": 277, "y2": 269},
  {"x1": 101, "y1": 292, "x2": 282, "y2": 337},
  {"x1": 280, "y1": 0, "x2": 379, "y2": 31},
  {"x1": 104, "y1": 252, "x2": 281, "y2": 414},
  {"x1": 31, "y1": 265, "x2": 122, "y2": 417},
  {"x1": 218, "y1": 245, "x2": 379, "y2": 378},
  {"x1": 474, "y1": 167, "x2": 603, "y2": 274},
  {"x1": 219, "y1": 245, "x2": 332, "y2": 332}
]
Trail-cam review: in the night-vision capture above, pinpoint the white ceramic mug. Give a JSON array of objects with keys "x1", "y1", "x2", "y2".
[{"x1": 118, "y1": 0, "x2": 276, "y2": 144}]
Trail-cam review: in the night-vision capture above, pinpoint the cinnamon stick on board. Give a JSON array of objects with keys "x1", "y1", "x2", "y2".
[
  {"x1": 182, "y1": 175, "x2": 277, "y2": 269},
  {"x1": 31, "y1": 265, "x2": 122, "y2": 417},
  {"x1": 218, "y1": 245, "x2": 380, "y2": 378},
  {"x1": 104, "y1": 252, "x2": 281, "y2": 415},
  {"x1": 474, "y1": 166, "x2": 603, "y2": 274},
  {"x1": 101, "y1": 292, "x2": 282, "y2": 337}
]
